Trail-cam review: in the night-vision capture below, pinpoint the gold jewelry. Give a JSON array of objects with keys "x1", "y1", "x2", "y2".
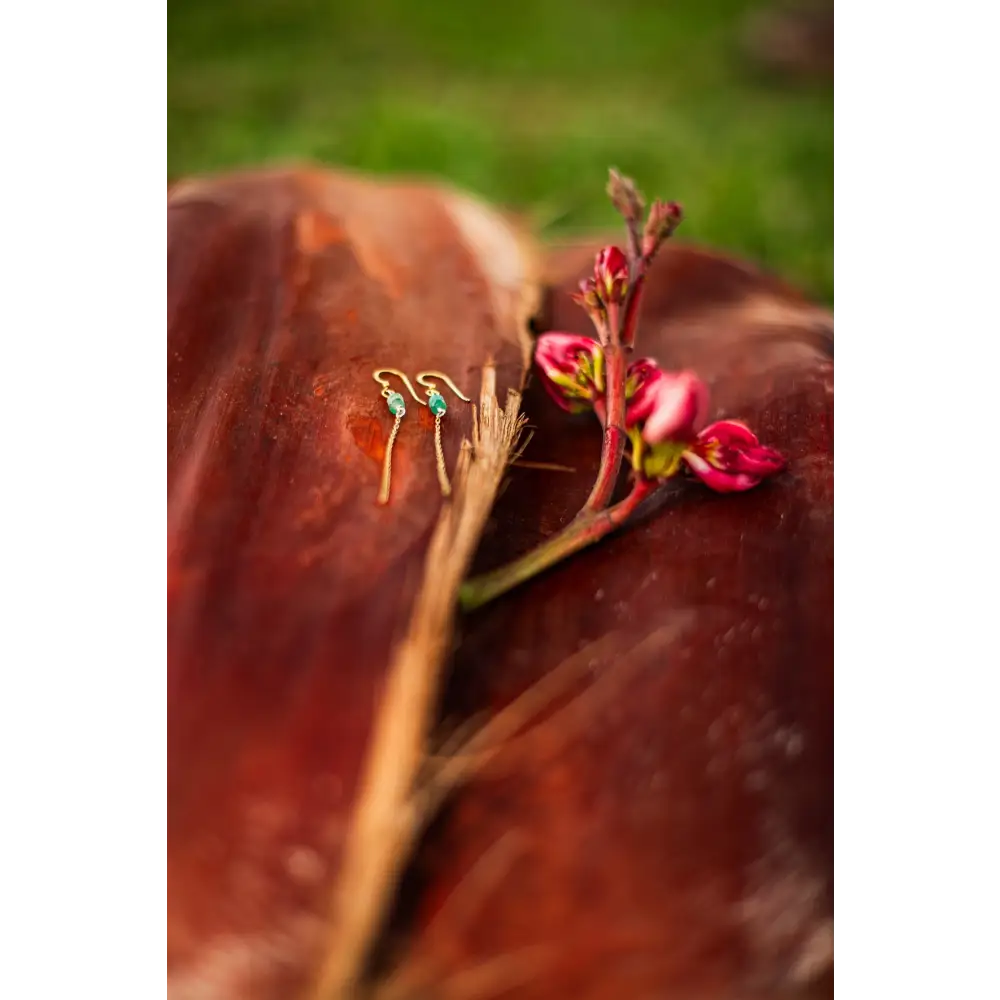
[
  {"x1": 415, "y1": 370, "x2": 471, "y2": 497},
  {"x1": 372, "y1": 368, "x2": 421, "y2": 505}
]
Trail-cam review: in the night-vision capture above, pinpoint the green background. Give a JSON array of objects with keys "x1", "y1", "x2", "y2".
[{"x1": 168, "y1": 0, "x2": 833, "y2": 303}]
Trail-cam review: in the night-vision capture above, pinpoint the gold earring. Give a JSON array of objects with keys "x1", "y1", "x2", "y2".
[
  {"x1": 372, "y1": 368, "x2": 422, "y2": 505},
  {"x1": 415, "y1": 370, "x2": 471, "y2": 497}
]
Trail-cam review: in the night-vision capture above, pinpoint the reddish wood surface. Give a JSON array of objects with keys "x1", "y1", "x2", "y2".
[{"x1": 398, "y1": 245, "x2": 834, "y2": 1000}]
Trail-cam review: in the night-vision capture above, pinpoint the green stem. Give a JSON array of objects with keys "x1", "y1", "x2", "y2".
[{"x1": 459, "y1": 479, "x2": 656, "y2": 611}]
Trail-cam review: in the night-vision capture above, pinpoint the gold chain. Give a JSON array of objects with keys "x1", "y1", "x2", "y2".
[
  {"x1": 377, "y1": 410, "x2": 403, "y2": 505},
  {"x1": 433, "y1": 411, "x2": 451, "y2": 497}
]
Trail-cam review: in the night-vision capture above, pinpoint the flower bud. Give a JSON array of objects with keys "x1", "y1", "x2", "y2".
[
  {"x1": 594, "y1": 246, "x2": 629, "y2": 306},
  {"x1": 534, "y1": 332, "x2": 606, "y2": 414},
  {"x1": 682, "y1": 420, "x2": 787, "y2": 492},
  {"x1": 634, "y1": 370, "x2": 710, "y2": 442},
  {"x1": 571, "y1": 277, "x2": 606, "y2": 321},
  {"x1": 641, "y1": 200, "x2": 683, "y2": 259},
  {"x1": 606, "y1": 168, "x2": 645, "y2": 223}
]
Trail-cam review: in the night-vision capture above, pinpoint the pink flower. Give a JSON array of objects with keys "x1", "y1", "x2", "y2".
[
  {"x1": 626, "y1": 366, "x2": 709, "y2": 440},
  {"x1": 534, "y1": 332, "x2": 605, "y2": 414},
  {"x1": 628, "y1": 370, "x2": 786, "y2": 492},
  {"x1": 682, "y1": 420, "x2": 787, "y2": 493},
  {"x1": 594, "y1": 246, "x2": 629, "y2": 305}
]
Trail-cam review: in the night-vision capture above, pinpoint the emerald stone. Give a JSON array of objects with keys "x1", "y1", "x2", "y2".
[
  {"x1": 428, "y1": 392, "x2": 447, "y2": 416},
  {"x1": 387, "y1": 391, "x2": 405, "y2": 416}
]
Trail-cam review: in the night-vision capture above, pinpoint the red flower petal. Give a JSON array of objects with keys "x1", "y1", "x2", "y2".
[
  {"x1": 682, "y1": 451, "x2": 764, "y2": 493},
  {"x1": 535, "y1": 332, "x2": 600, "y2": 377},
  {"x1": 534, "y1": 332, "x2": 604, "y2": 413},
  {"x1": 683, "y1": 419, "x2": 787, "y2": 491},
  {"x1": 594, "y1": 246, "x2": 629, "y2": 304},
  {"x1": 638, "y1": 371, "x2": 710, "y2": 443},
  {"x1": 733, "y1": 446, "x2": 786, "y2": 477},
  {"x1": 624, "y1": 358, "x2": 664, "y2": 425},
  {"x1": 697, "y1": 419, "x2": 759, "y2": 447}
]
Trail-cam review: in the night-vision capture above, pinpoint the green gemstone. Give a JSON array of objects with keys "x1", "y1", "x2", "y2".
[
  {"x1": 428, "y1": 392, "x2": 447, "y2": 416},
  {"x1": 387, "y1": 391, "x2": 405, "y2": 416}
]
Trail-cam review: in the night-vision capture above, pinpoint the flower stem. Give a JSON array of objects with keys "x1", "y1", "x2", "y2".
[
  {"x1": 621, "y1": 271, "x2": 646, "y2": 347},
  {"x1": 582, "y1": 341, "x2": 627, "y2": 512},
  {"x1": 624, "y1": 218, "x2": 642, "y2": 274},
  {"x1": 459, "y1": 479, "x2": 656, "y2": 611},
  {"x1": 460, "y1": 173, "x2": 676, "y2": 612}
]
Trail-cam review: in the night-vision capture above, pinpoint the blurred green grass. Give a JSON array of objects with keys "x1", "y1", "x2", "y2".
[{"x1": 168, "y1": 0, "x2": 832, "y2": 303}]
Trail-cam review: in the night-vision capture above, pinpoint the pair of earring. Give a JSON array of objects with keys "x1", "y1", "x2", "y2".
[{"x1": 373, "y1": 368, "x2": 471, "y2": 505}]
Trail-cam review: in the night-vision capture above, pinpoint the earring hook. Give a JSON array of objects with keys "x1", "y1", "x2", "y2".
[
  {"x1": 415, "y1": 370, "x2": 471, "y2": 402},
  {"x1": 372, "y1": 368, "x2": 425, "y2": 405}
]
